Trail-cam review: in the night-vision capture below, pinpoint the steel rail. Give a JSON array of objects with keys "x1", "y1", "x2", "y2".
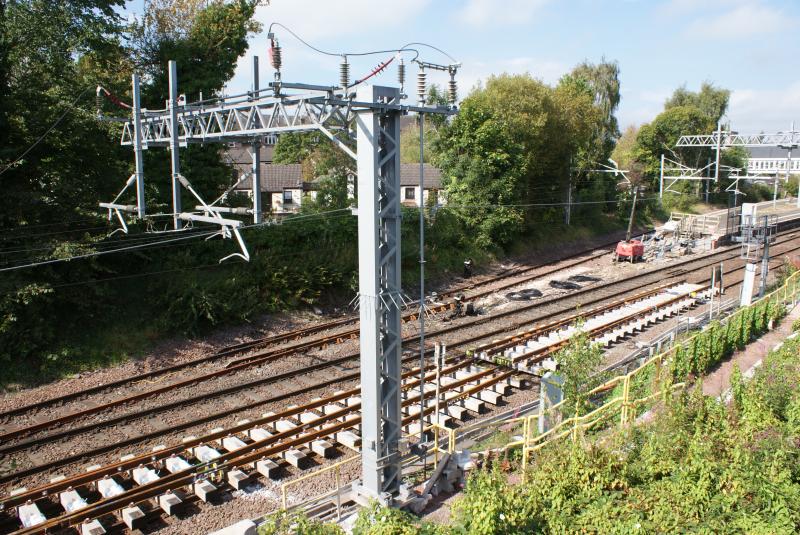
[
  {"x1": 3, "y1": 234, "x2": 799, "y2": 494},
  {"x1": 4, "y1": 364, "x2": 508, "y2": 531},
  {"x1": 4, "y1": 240, "x2": 799, "y2": 530},
  {"x1": 0, "y1": 240, "x2": 618, "y2": 422},
  {"x1": 0, "y1": 278, "x2": 677, "y2": 452},
  {"x1": 2, "y1": 233, "x2": 796, "y2": 447},
  {"x1": 1, "y1": 241, "x2": 789, "y2": 492}
]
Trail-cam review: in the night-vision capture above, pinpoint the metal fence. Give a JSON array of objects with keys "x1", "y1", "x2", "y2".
[
  {"x1": 438, "y1": 268, "x2": 800, "y2": 471},
  {"x1": 259, "y1": 269, "x2": 799, "y2": 525}
]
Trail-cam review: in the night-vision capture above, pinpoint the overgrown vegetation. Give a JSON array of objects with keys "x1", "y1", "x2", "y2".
[
  {"x1": 281, "y1": 291, "x2": 800, "y2": 534},
  {"x1": 0, "y1": 1, "x2": 758, "y2": 391}
]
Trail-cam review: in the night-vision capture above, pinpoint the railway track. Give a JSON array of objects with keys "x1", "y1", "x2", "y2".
[
  {"x1": 2, "y1": 232, "x2": 799, "y2": 533},
  {"x1": 0, "y1": 241, "x2": 618, "y2": 424},
  {"x1": 2, "y1": 234, "x2": 799, "y2": 490},
  {"x1": 1, "y1": 279, "x2": 720, "y2": 534}
]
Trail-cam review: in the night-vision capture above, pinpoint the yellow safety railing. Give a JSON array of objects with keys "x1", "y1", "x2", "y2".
[
  {"x1": 501, "y1": 268, "x2": 800, "y2": 470},
  {"x1": 279, "y1": 455, "x2": 360, "y2": 518},
  {"x1": 263, "y1": 270, "x2": 799, "y2": 521},
  {"x1": 427, "y1": 422, "x2": 456, "y2": 468}
]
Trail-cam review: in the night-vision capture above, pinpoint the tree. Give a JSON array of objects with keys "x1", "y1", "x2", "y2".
[
  {"x1": 665, "y1": 82, "x2": 730, "y2": 125},
  {"x1": 130, "y1": 0, "x2": 261, "y2": 209},
  {"x1": 567, "y1": 58, "x2": 621, "y2": 162},
  {"x1": 611, "y1": 125, "x2": 639, "y2": 171},
  {"x1": 435, "y1": 72, "x2": 602, "y2": 248},
  {"x1": 273, "y1": 131, "x2": 352, "y2": 181},
  {"x1": 633, "y1": 105, "x2": 715, "y2": 190},
  {"x1": 0, "y1": 0, "x2": 261, "y2": 375},
  {"x1": 0, "y1": 0, "x2": 128, "y2": 228}
]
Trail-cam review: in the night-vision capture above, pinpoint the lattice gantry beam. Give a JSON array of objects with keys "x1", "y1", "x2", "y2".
[
  {"x1": 677, "y1": 131, "x2": 800, "y2": 147},
  {"x1": 119, "y1": 83, "x2": 448, "y2": 148},
  {"x1": 121, "y1": 90, "x2": 352, "y2": 147}
]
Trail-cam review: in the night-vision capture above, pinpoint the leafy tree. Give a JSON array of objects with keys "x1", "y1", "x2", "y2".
[
  {"x1": 273, "y1": 131, "x2": 352, "y2": 180},
  {"x1": 567, "y1": 58, "x2": 621, "y2": 162},
  {"x1": 0, "y1": 0, "x2": 260, "y2": 377},
  {"x1": 633, "y1": 105, "x2": 715, "y2": 190},
  {"x1": 611, "y1": 124, "x2": 639, "y2": 171},
  {"x1": 131, "y1": 0, "x2": 261, "y2": 209},
  {"x1": 435, "y1": 73, "x2": 602, "y2": 248},
  {"x1": 400, "y1": 120, "x2": 436, "y2": 164},
  {"x1": 665, "y1": 82, "x2": 730, "y2": 126}
]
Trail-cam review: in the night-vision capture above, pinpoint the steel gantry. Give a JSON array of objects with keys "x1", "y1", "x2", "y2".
[
  {"x1": 672, "y1": 124, "x2": 800, "y2": 206},
  {"x1": 105, "y1": 56, "x2": 455, "y2": 500}
]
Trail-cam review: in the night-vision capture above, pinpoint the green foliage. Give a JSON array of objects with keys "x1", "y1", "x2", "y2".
[
  {"x1": 669, "y1": 296, "x2": 786, "y2": 381},
  {"x1": 633, "y1": 105, "x2": 715, "y2": 187},
  {"x1": 400, "y1": 119, "x2": 438, "y2": 164},
  {"x1": 258, "y1": 511, "x2": 344, "y2": 535},
  {"x1": 451, "y1": 466, "x2": 542, "y2": 534},
  {"x1": 352, "y1": 501, "x2": 443, "y2": 535},
  {"x1": 434, "y1": 72, "x2": 613, "y2": 248},
  {"x1": 664, "y1": 82, "x2": 730, "y2": 125},
  {"x1": 448, "y1": 336, "x2": 800, "y2": 534},
  {"x1": 553, "y1": 324, "x2": 607, "y2": 412},
  {"x1": 273, "y1": 131, "x2": 352, "y2": 181},
  {"x1": 565, "y1": 58, "x2": 621, "y2": 163}
]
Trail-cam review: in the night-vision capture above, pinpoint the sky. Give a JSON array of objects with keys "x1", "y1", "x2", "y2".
[{"x1": 124, "y1": 0, "x2": 800, "y2": 133}]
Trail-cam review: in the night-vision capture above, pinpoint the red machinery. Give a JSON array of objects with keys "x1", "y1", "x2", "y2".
[{"x1": 614, "y1": 239, "x2": 644, "y2": 263}]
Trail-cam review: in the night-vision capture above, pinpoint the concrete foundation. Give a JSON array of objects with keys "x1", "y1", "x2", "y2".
[
  {"x1": 81, "y1": 519, "x2": 106, "y2": 535},
  {"x1": 122, "y1": 506, "x2": 145, "y2": 530},
  {"x1": 158, "y1": 492, "x2": 182, "y2": 515}
]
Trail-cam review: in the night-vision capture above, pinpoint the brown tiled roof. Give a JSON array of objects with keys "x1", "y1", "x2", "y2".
[
  {"x1": 235, "y1": 164, "x2": 306, "y2": 192},
  {"x1": 225, "y1": 144, "x2": 274, "y2": 165},
  {"x1": 235, "y1": 162, "x2": 442, "y2": 191},
  {"x1": 400, "y1": 163, "x2": 442, "y2": 188}
]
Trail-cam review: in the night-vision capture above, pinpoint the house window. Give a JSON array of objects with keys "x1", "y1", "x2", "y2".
[
  {"x1": 283, "y1": 190, "x2": 293, "y2": 204},
  {"x1": 404, "y1": 187, "x2": 416, "y2": 200}
]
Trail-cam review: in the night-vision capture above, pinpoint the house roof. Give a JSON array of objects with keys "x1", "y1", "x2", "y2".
[
  {"x1": 236, "y1": 164, "x2": 315, "y2": 192},
  {"x1": 400, "y1": 163, "x2": 442, "y2": 188},
  {"x1": 746, "y1": 146, "x2": 799, "y2": 159},
  {"x1": 234, "y1": 162, "x2": 442, "y2": 192}
]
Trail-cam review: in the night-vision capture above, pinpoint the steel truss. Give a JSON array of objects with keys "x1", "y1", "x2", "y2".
[
  {"x1": 676, "y1": 131, "x2": 800, "y2": 147},
  {"x1": 663, "y1": 125, "x2": 800, "y2": 206},
  {"x1": 104, "y1": 57, "x2": 454, "y2": 500}
]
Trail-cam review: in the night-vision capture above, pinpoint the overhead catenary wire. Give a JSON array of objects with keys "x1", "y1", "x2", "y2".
[
  {"x1": 0, "y1": 87, "x2": 93, "y2": 178},
  {"x1": 0, "y1": 207, "x2": 355, "y2": 273}
]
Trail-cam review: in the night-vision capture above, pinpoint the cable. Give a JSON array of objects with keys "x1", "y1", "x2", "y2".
[
  {"x1": 0, "y1": 230, "x2": 219, "y2": 273},
  {"x1": 0, "y1": 87, "x2": 92, "y2": 178},
  {"x1": 267, "y1": 22, "x2": 422, "y2": 61},
  {"x1": 0, "y1": 207, "x2": 356, "y2": 272},
  {"x1": 400, "y1": 42, "x2": 459, "y2": 64}
]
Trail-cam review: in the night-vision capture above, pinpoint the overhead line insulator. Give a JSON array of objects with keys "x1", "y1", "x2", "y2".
[
  {"x1": 340, "y1": 57, "x2": 350, "y2": 90},
  {"x1": 417, "y1": 69, "x2": 426, "y2": 106},
  {"x1": 448, "y1": 70, "x2": 457, "y2": 106},
  {"x1": 398, "y1": 59, "x2": 406, "y2": 92}
]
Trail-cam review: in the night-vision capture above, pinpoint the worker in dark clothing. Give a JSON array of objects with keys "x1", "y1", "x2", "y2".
[
  {"x1": 463, "y1": 259, "x2": 473, "y2": 278},
  {"x1": 453, "y1": 294, "x2": 464, "y2": 317}
]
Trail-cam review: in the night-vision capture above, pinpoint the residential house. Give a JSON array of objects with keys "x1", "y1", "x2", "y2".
[
  {"x1": 400, "y1": 163, "x2": 444, "y2": 207},
  {"x1": 234, "y1": 164, "x2": 320, "y2": 214},
  {"x1": 225, "y1": 143, "x2": 446, "y2": 214}
]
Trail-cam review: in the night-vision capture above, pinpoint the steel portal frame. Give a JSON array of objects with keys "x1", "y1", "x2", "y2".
[
  {"x1": 107, "y1": 60, "x2": 454, "y2": 498},
  {"x1": 664, "y1": 125, "x2": 800, "y2": 204}
]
